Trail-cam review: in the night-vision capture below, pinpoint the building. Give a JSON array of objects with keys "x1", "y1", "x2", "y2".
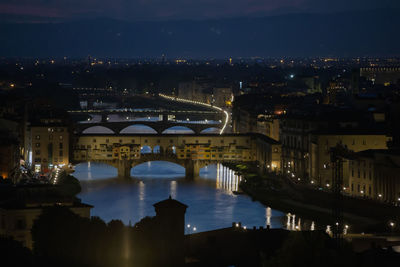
[
  {"x1": 0, "y1": 132, "x2": 20, "y2": 180},
  {"x1": 347, "y1": 149, "x2": 400, "y2": 202},
  {"x1": 27, "y1": 121, "x2": 70, "y2": 173},
  {"x1": 112, "y1": 145, "x2": 141, "y2": 160},
  {"x1": 177, "y1": 143, "x2": 253, "y2": 162},
  {"x1": 232, "y1": 107, "x2": 257, "y2": 134},
  {"x1": 0, "y1": 186, "x2": 92, "y2": 249},
  {"x1": 256, "y1": 114, "x2": 280, "y2": 141},
  {"x1": 360, "y1": 67, "x2": 400, "y2": 86},
  {"x1": 309, "y1": 129, "x2": 391, "y2": 187},
  {"x1": 212, "y1": 87, "x2": 233, "y2": 107}
]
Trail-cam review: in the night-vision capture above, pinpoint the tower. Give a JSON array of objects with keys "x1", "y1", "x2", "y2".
[{"x1": 153, "y1": 196, "x2": 188, "y2": 266}]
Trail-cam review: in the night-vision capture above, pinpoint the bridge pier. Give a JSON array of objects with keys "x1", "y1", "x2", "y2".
[
  {"x1": 185, "y1": 160, "x2": 200, "y2": 180},
  {"x1": 117, "y1": 159, "x2": 132, "y2": 179}
]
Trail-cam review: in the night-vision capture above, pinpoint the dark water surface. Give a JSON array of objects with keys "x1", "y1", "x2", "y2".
[{"x1": 75, "y1": 162, "x2": 286, "y2": 233}]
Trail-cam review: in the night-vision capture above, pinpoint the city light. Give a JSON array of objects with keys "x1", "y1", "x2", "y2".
[{"x1": 159, "y1": 93, "x2": 229, "y2": 134}]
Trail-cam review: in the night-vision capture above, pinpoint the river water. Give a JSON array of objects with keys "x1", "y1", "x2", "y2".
[{"x1": 75, "y1": 162, "x2": 287, "y2": 233}]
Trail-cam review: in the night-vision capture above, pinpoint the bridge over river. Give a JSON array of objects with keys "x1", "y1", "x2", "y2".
[
  {"x1": 72, "y1": 133, "x2": 282, "y2": 179},
  {"x1": 74, "y1": 120, "x2": 222, "y2": 135}
]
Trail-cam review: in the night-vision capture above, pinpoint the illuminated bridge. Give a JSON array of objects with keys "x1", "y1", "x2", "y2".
[
  {"x1": 72, "y1": 133, "x2": 282, "y2": 179},
  {"x1": 74, "y1": 120, "x2": 222, "y2": 135}
]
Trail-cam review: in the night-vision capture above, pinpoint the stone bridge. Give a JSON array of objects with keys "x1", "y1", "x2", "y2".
[
  {"x1": 74, "y1": 153, "x2": 213, "y2": 179},
  {"x1": 74, "y1": 121, "x2": 222, "y2": 135},
  {"x1": 72, "y1": 133, "x2": 282, "y2": 178}
]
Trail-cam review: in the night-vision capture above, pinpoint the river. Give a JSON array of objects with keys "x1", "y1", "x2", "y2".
[{"x1": 75, "y1": 162, "x2": 287, "y2": 233}]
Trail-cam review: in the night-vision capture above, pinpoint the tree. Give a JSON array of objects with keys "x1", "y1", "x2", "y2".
[{"x1": 57, "y1": 173, "x2": 81, "y2": 196}]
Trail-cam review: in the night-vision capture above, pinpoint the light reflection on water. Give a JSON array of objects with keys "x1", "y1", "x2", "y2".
[{"x1": 75, "y1": 162, "x2": 286, "y2": 232}]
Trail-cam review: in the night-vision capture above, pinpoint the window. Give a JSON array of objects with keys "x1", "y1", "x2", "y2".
[
  {"x1": 59, "y1": 135, "x2": 63, "y2": 140},
  {"x1": 352, "y1": 139, "x2": 355, "y2": 145},
  {"x1": 357, "y1": 184, "x2": 360, "y2": 192},
  {"x1": 35, "y1": 150, "x2": 41, "y2": 155},
  {"x1": 221, "y1": 140, "x2": 224, "y2": 144},
  {"x1": 35, "y1": 143, "x2": 40, "y2": 147},
  {"x1": 93, "y1": 139, "x2": 96, "y2": 143},
  {"x1": 49, "y1": 135, "x2": 53, "y2": 140},
  {"x1": 351, "y1": 169, "x2": 354, "y2": 177},
  {"x1": 362, "y1": 140, "x2": 366, "y2": 145},
  {"x1": 131, "y1": 139, "x2": 134, "y2": 143},
  {"x1": 119, "y1": 139, "x2": 122, "y2": 143},
  {"x1": 35, "y1": 135, "x2": 40, "y2": 140},
  {"x1": 59, "y1": 150, "x2": 63, "y2": 157},
  {"x1": 351, "y1": 183, "x2": 354, "y2": 192},
  {"x1": 106, "y1": 139, "x2": 110, "y2": 143},
  {"x1": 59, "y1": 143, "x2": 63, "y2": 149}
]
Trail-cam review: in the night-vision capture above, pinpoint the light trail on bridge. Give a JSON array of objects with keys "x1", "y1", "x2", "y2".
[{"x1": 159, "y1": 93, "x2": 229, "y2": 135}]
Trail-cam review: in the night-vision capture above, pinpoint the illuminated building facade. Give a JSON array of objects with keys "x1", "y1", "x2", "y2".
[
  {"x1": 26, "y1": 121, "x2": 69, "y2": 172},
  {"x1": 309, "y1": 130, "x2": 391, "y2": 187},
  {"x1": 347, "y1": 149, "x2": 400, "y2": 202}
]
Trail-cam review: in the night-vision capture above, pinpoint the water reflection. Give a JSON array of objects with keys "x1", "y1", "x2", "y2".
[
  {"x1": 76, "y1": 162, "x2": 286, "y2": 232},
  {"x1": 216, "y1": 164, "x2": 241, "y2": 193}
]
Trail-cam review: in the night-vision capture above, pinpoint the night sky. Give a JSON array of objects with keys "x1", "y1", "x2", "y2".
[{"x1": 1, "y1": 0, "x2": 399, "y2": 21}]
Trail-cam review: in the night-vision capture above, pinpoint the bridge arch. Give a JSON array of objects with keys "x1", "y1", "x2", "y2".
[
  {"x1": 140, "y1": 145, "x2": 153, "y2": 154},
  {"x1": 131, "y1": 160, "x2": 185, "y2": 178},
  {"x1": 161, "y1": 126, "x2": 195, "y2": 134},
  {"x1": 200, "y1": 127, "x2": 222, "y2": 134},
  {"x1": 82, "y1": 126, "x2": 115, "y2": 134},
  {"x1": 120, "y1": 124, "x2": 158, "y2": 134}
]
